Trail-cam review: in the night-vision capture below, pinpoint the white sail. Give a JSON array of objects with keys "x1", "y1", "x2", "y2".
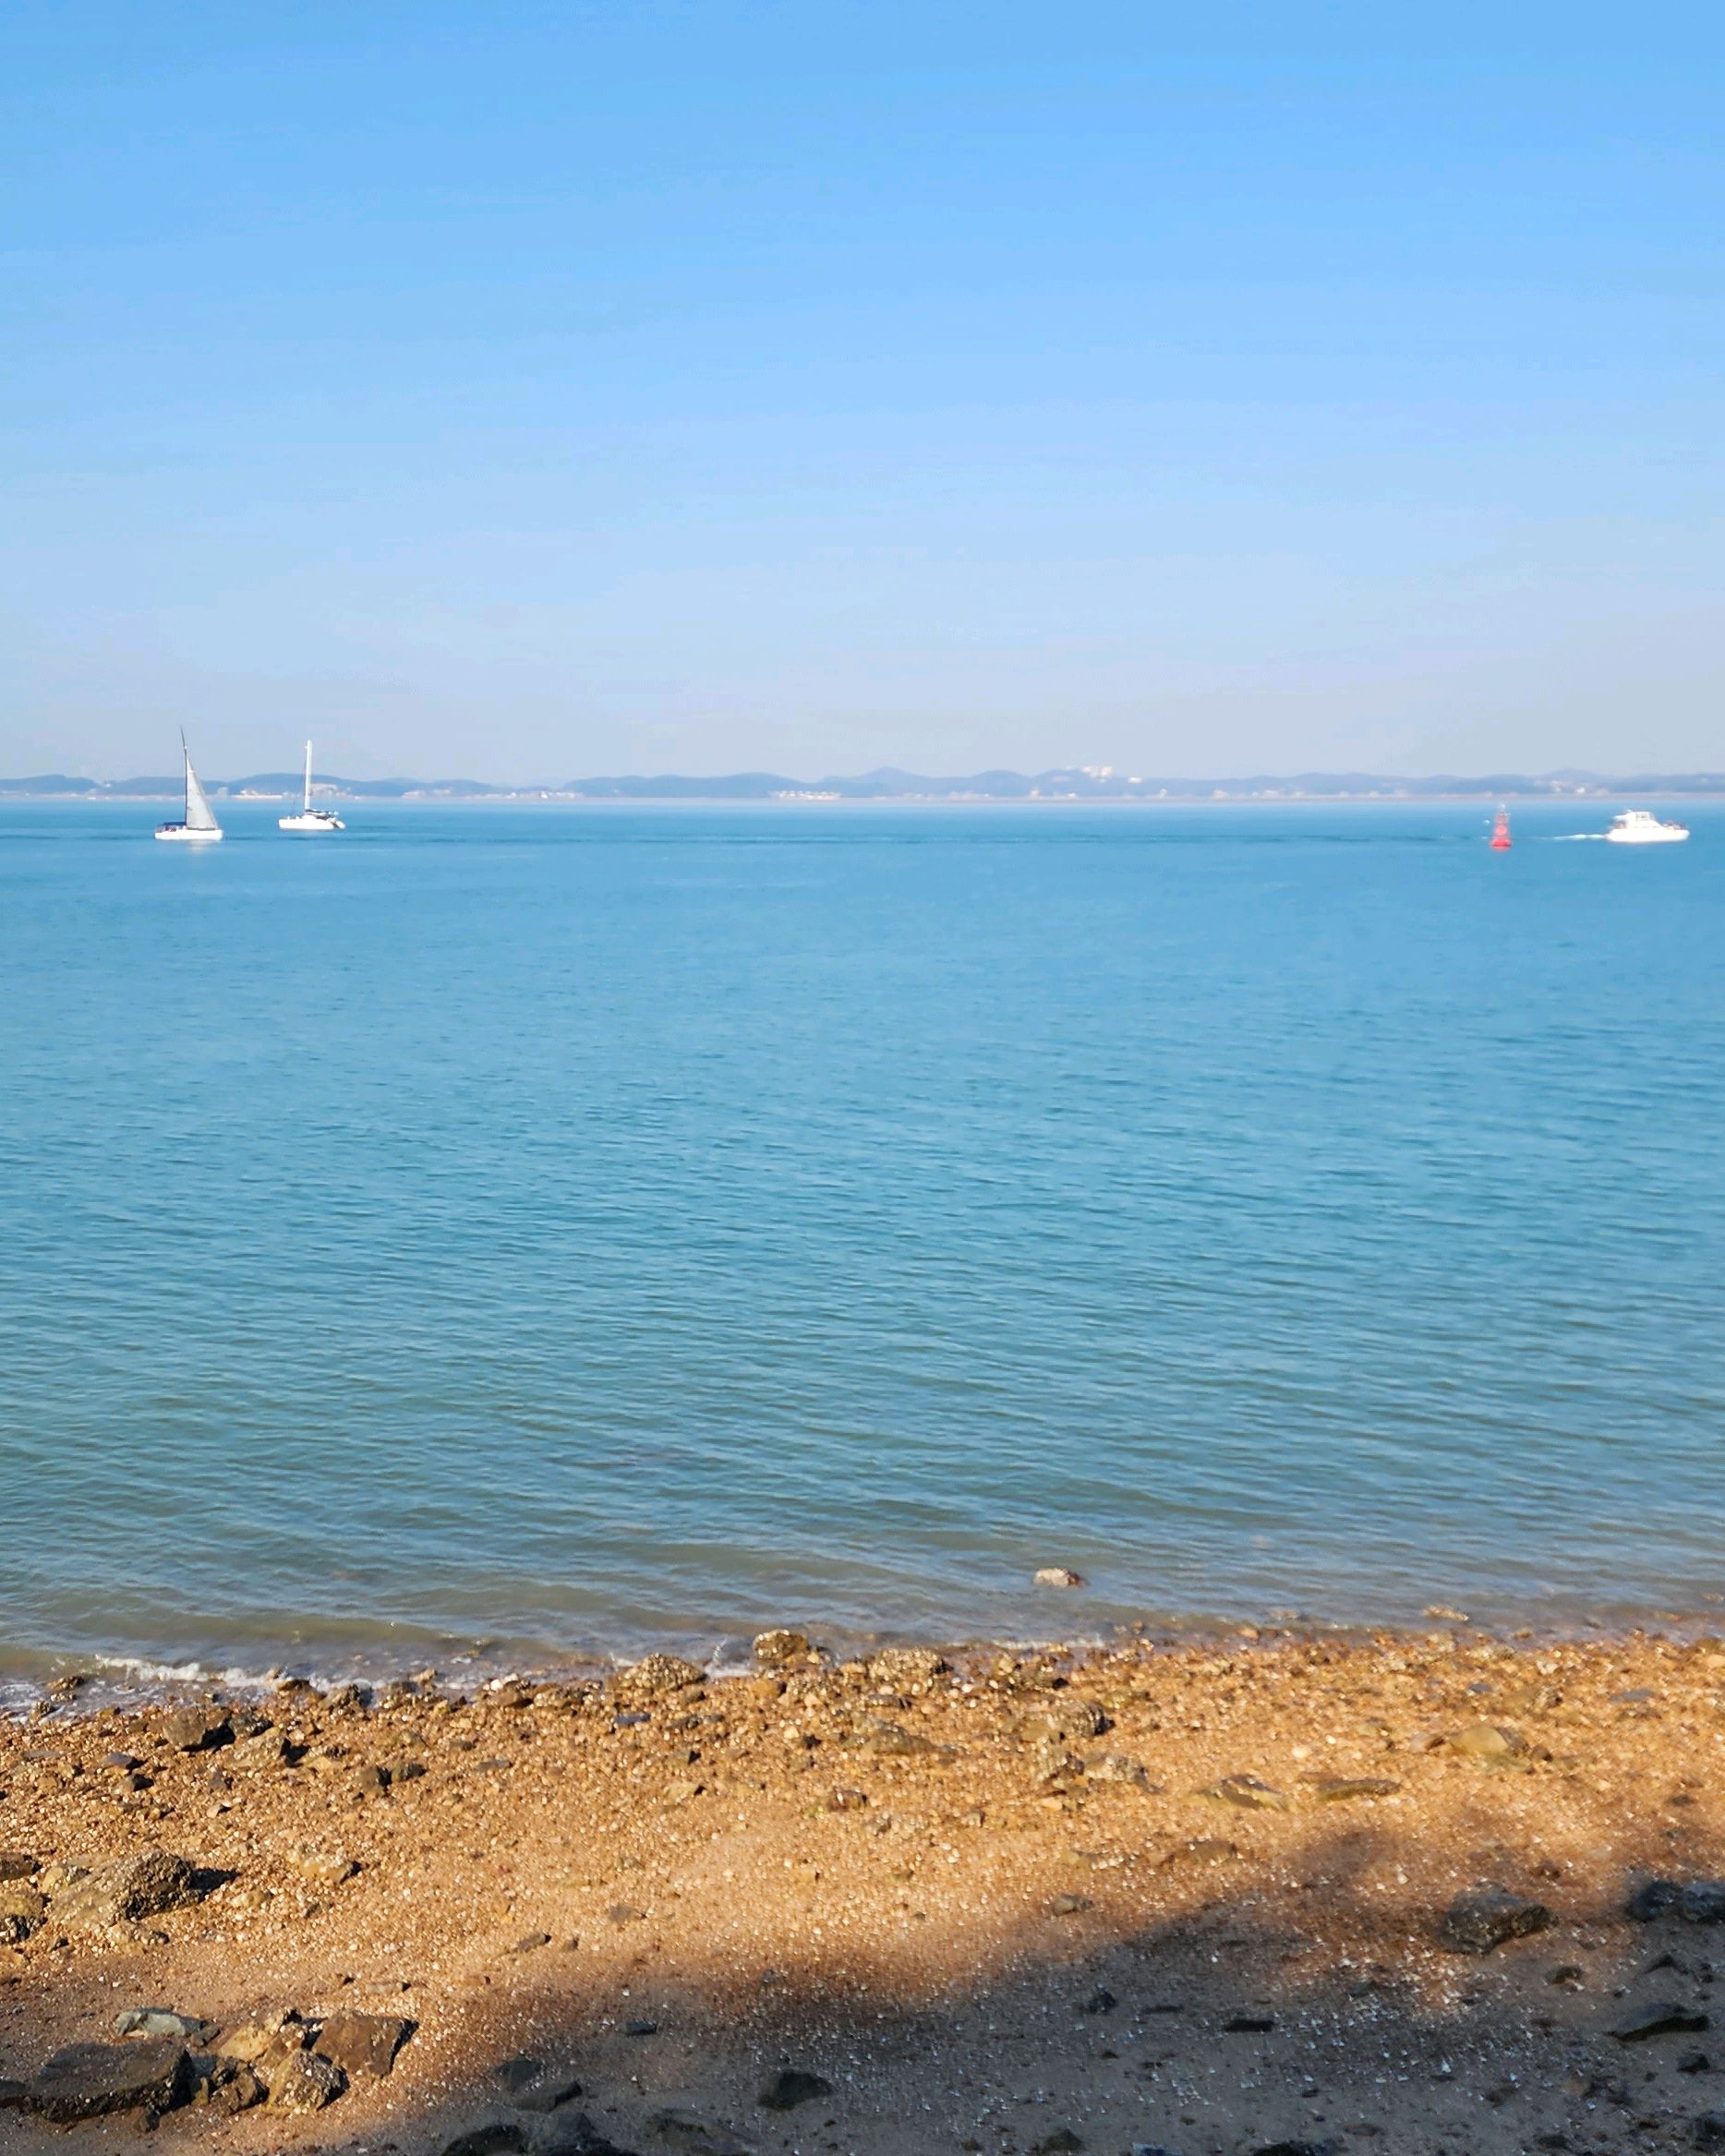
[{"x1": 183, "y1": 744, "x2": 220, "y2": 832}]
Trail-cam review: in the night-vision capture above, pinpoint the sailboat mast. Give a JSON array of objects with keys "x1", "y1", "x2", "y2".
[
  {"x1": 181, "y1": 729, "x2": 192, "y2": 821},
  {"x1": 303, "y1": 740, "x2": 312, "y2": 815}
]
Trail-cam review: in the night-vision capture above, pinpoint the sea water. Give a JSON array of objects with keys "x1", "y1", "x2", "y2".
[{"x1": 2, "y1": 800, "x2": 1720, "y2": 1685}]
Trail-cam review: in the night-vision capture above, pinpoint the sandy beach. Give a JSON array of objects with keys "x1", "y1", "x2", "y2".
[{"x1": 4, "y1": 1628, "x2": 1724, "y2": 2156}]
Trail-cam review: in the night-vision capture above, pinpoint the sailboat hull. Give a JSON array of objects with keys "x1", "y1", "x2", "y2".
[
  {"x1": 155, "y1": 823, "x2": 223, "y2": 843},
  {"x1": 277, "y1": 812, "x2": 344, "y2": 832}
]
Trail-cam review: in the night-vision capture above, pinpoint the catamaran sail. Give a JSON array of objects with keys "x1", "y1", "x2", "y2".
[{"x1": 278, "y1": 739, "x2": 345, "y2": 831}]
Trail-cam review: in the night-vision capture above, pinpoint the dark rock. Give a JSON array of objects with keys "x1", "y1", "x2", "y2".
[
  {"x1": 392, "y1": 1756, "x2": 428, "y2": 1782},
  {"x1": 1683, "y1": 1884, "x2": 1725, "y2": 1924},
  {"x1": 23, "y1": 2038, "x2": 189, "y2": 2122},
  {"x1": 651, "y1": 2111, "x2": 754, "y2": 2156},
  {"x1": 115, "y1": 2008, "x2": 216, "y2": 2042},
  {"x1": 1249, "y1": 2144, "x2": 1338, "y2": 2156},
  {"x1": 1679, "y1": 2051, "x2": 1712, "y2": 2074},
  {"x1": 316, "y1": 2011, "x2": 414, "y2": 2078},
  {"x1": 758, "y1": 2067, "x2": 833, "y2": 2111},
  {"x1": 1629, "y1": 1879, "x2": 1683, "y2": 1921},
  {"x1": 539, "y1": 2115, "x2": 647, "y2": 2156},
  {"x1": 1078, "y1": 1987, "x2": 1116, "y2": 2014},
  {"x1": 184, "y1": 2054, "x2": 266, "y2": 2113},
  {"x1": 1695, "y1": 2116, "x2": 1725, "y2": 2150},
  {"x1": 1612, "y1": 2000, "x2": 1710, "y2": 2042},
  {"x1": 1224, "y1": 2012, "x2": 1277, "y2": 2031},
  {"x1": 1439, "y1": 1887, "x2": 1551, "y2": 1954},
  {"x1": 441, "y1": 2123, "x2": 532, "y2": 2156},
  {"x1": 491, "y1": 2055, "x2": 584, "y2": 2113},
  {"x1": 625, "y1": 2019, "x2": 658, "y2": 2036},
  {"x1": 1030, "y1": 2135, "x2": 1083, "y2": 2156},
  {"x1": 54, "y1": 1848, "x2": 202, "y2": 1931},
  {"x1": 267, "y1": 2046, "x2": 346, "y2": 2111},
  {"x1": 0, "y1": 1852, "x2": 38, "y2": 1881},
  {"x1": 160, "y1": 1706, "x2": 232, "y2": 1753},
  {"x1": 0, "y1": 2079, "x2": 25, "y2": 2110}
]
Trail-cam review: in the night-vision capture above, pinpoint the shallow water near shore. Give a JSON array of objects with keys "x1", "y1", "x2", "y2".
[{"x1": 2, "y1": 798, "x2": 1721, "y2": 1683}]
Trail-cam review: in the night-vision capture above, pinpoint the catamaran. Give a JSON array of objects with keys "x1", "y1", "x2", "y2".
[
  {"x1": 154, "y1": 735, "x2": 223, "y2": 843},
  {"x1": 278, "y1": 741, "x2": 344, "y2": 833}
]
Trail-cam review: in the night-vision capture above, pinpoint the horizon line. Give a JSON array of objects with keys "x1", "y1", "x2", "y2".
[{"x1": 4, "y1": 764, "x2": 1725, "y2": 803}]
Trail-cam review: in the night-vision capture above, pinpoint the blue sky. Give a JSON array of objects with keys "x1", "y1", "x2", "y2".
[{"x1": 3, "y1": 2, "x2": 1719, "y2": 779}]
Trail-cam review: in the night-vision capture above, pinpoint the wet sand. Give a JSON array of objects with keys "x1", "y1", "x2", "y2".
[{"x1": 4, "y1": 1628, "x2": 1725, "y2": 2156}]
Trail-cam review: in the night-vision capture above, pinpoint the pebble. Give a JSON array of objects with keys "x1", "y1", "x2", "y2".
[
  {"x1": 159, "y1": 1707, "x2": 232, "y2": 1753},
  {"x1": 489, "y1": 2055, "x2": 585, "y2": 2113},
  {"x1": 1204, "y1": 1774, "x2": 1291, "y2": 1812},
  {"x1": 868, "y1": 1647, "x2": 948, "y2": 1689},
  {"x1": 1445, "y1": 1721, "x2": 1524, "y2": 1764},
  {"x1": 1309, "y1": 1777, "x2": 1401, "y2": 1803},
  {"x1": 1082, "y1": 1752, "x2": 1152, "y2": 1788},
  {"x1": 1033, "y1": 1568, "x2": 1086, "y2": 1588},
  {"x1": 614, "y1": 1656, "x2": 705, "y2": 1700},
  {"x1": 267, "y1": 2048, "x2": 346, "y2": 2112},
  {"x1": 1438, "y1": 1887, "x2": 1551, "y2": 1955},
  {"x1": 113, "y1": 2008, "x2": 214, "y2": 2042},
  {"x1": 753, "y1": 1631, "x2": 813, "y2": 1666},
  {"x1": 288, "y1": 1845, "x2": 358, "y2": 1886}
]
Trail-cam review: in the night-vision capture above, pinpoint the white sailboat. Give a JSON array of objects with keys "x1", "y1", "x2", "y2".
[
  {"x1": 278, "y1": 741, "x2": 344, "y2": 833},
  {"x1": 154, "y1": 735, "x2": 224, "y2": 843}
]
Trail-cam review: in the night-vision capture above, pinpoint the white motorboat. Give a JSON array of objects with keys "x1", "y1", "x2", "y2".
[
  {"x1": 1605, "y1": 809, "x2": 1690, "y2": 845},
  {"x1": 278, "y1": 741, "x2": 344, "y2": 832},
  {"x1": 154, "y1": 735, "x2": 223, "y2": 843}
]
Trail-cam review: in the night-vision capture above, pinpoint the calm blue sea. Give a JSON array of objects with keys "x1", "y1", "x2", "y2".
[{"x1": 2, "y1": 799, "x2": 1721, "y2": 1688}]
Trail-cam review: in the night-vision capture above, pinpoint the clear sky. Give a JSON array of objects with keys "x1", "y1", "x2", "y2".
[{"x1": 4, "y1": 2, "x2": 1719, "y2": 781}]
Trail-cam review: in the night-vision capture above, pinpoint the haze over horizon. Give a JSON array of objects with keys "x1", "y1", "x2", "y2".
[{"x1": 5, "y1": 2, "x2": 1719, "y2": 785}]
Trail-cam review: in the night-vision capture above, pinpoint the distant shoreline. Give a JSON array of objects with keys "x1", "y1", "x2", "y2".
[{"x1": 5, "y1": 766, "x2": 1724, "y2": 805}]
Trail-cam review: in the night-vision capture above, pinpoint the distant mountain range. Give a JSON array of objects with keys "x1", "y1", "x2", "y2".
[{"x1": 4, "y1": 765, "x2": 1723, "y2": 801}]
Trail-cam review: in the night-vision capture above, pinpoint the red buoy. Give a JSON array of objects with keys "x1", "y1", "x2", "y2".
[{"x1": 1490, "y1": 807, "x2": 1512, "y2": 849}]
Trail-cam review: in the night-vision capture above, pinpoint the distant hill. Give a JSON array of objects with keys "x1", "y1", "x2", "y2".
[{"x1": 4, "y1": 766, "x2": 1723, "y2": 801}]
